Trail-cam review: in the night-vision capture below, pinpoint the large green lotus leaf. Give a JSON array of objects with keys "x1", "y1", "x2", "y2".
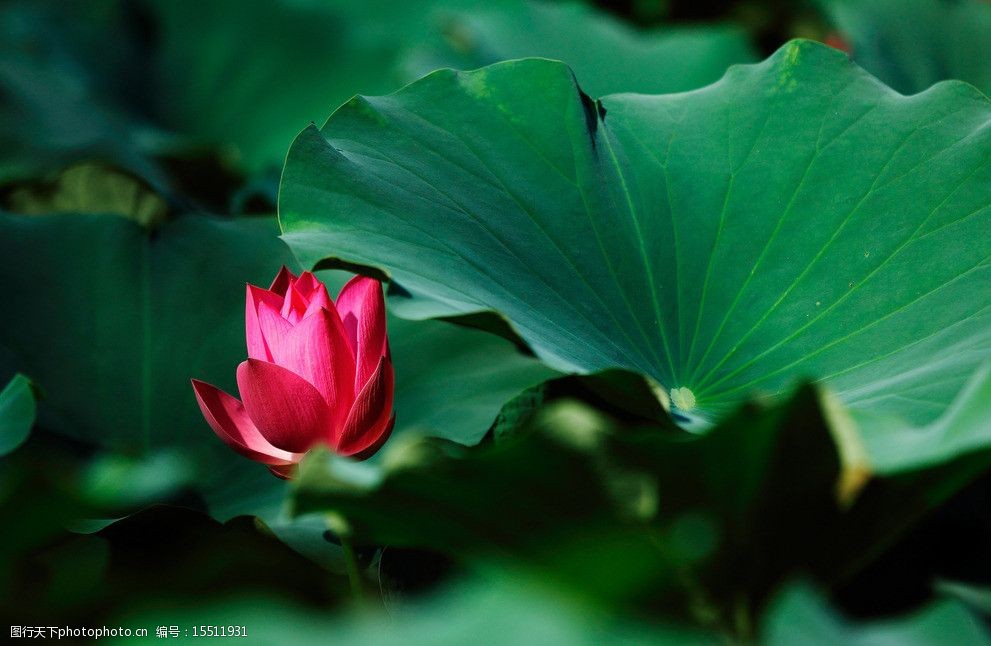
[
  {"x1": 400, "y1": 1, "x2": 756, "y2": 98},
  {"x1": 816, "y1": 0, "x2": 991, "y2": 96},
  {"x1": 280, "y1": 40, "x2": 991, "y2": 470}
]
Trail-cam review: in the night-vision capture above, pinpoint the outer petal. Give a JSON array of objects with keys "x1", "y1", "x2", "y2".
[
  {"x1": 266, "y1": 307, "x2": 356, "y2": 435},
  {"x1": 268, "y1": 464, "x2": 296, "y2": 479},
  {"x1": 347, "y1": 414, "x2": 395, "y2": 461},
  {"x1": 246, "y1": 285, "x2": 284, "y2": 361},
  {"x1": 257, "y1": 297, "x2": 294, "y2": 347},
  {"x1": 236, "y1": 359, "x2": 331, "y2": 453},
  {"x1": 337, "y1": 356, "x2": 394, "y2": 455},
  {"x1": 191, "y1": 379, "x2": 297, "y2": 465},
  {"x1": 269, "y1": 266, "x2": 297, "y2": 297},
  {"x1": 336, "y1": 276, "x2": 388, "y2": 389}
]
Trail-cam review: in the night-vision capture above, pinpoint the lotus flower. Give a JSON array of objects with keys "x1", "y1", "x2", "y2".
[{"x1": 192, "y1": 267, "x2": 394, "y2": 477}]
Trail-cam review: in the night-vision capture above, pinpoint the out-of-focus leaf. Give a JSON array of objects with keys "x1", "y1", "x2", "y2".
[
  {"x1": 147, "y1": 0, "x2": 754, "y2": 173},
  {"x1": 0, "y1": 0, "x2": 754, "y2": 179},
  {"x1": 143, "y1": 0, "x2": 391, "y2": 173},
  {"x1": 114, "y1": 576, "x2": 991, "y2": 645},
  {"x1": 937, "y1": 580, "x2": 991, "y2": 617},
  {"x1": 0, "y1": 212, "x2": 295, "y2": 452},
  {"x1": 0, "y1": 374, "x2": 35, "y2": 456},
  {"x1": 4, "y1": 163, "x2": 168, "y2": 227},
  {"x1": 762, "y1": 584, "x2": 990, "y2": 646},
  {"x1": 402, "y1": 1, "x2": 756, "y2": 97},
  {"x1": 78, "y1": 450, "x2": 197, "y2": 508},
  {"x1": 489, "y1": 369, "x2": 673, "y2": 443},
  {"x1": 5, "y1": 505, "x2": 345, "y2": 625},
  {"x1": 280, "y1": 40, "x2": 991, "y2": 472},
  {"x1": 294, "y1": 382, "x2": 991, "y2": 633},
  {"x1": 0, "y1": 1, "x2": 166, "y2": 184},
  {"x1": 852, "y1": 361, "x2": 991, "y2": 472},
  {"x1": 115, "y1": 576, "x2": 710, "y2": 645},
  {"x1": 294, "y1": 388, "x2": 810, "y2": 627},
  {"x1": 816, "y1": 0, "x2": 991, "y2": 96}
]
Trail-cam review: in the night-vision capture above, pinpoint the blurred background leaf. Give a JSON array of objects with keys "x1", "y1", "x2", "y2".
[
  {"x1": 0, "y1": 211, "x2": 295, "y2": 453},
  {"x1": 115, "y1": 575, "x2": 710, "y2": 645},
  {"x1": 400, "y1": 1, "x2": 756, "y2": 97},
  {"x1": 815, "y1": 0, "x2": 991, "y2": 96},
  {"x1": 293, "y1": 384, "x2": 991, "y2": 637},
  {"x1": 0, "y1": 0, "x2": 759, "y2": 186},
  {"x1": 0, "y1": 373, "x2": 35, "y2": 456},
  {"x1": 1, "y1": 505, "x2": 346, "y2": 626},
  {"x1": 763, "y1": 583, "x2": 990, "y2": 646}
]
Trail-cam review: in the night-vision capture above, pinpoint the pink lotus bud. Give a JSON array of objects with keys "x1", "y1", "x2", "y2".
[{"x1": 192, "y1": 267, "x2": 394, "y2": 477}]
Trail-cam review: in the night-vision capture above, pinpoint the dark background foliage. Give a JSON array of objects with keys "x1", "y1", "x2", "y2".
[{"x1": 1, "y1": 0, "x2": 989, "y2": 643}]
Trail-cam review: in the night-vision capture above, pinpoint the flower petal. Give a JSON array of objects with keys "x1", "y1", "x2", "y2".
[
  {"x1": 303, "y1": 281, "x2": 334, "y2": 319},
  {"x1": 236, "y1": 359, "x2": 331, "y2": 453},
  {"x1": 281, "y1": 282, "x2": 309, "y2": 324},
  {"x1": 337, "y1": 356, "x2": 394, "y2": 455},
  {"x1": 336, "y1": 275, "x2": 388, "y2": 389},
  {"x1": 257, "y1": 297, "x2": 294, "y2": 351},
  {"x1": 294, "y1": 271, "x2": 320, "y2": 299},
  {"x1": 191, "y1": 379, "x2": 297, "y2": 465},
  {"x1": 269, "y1": 266, "x2": 297, "y2": 296},
  {"x1": 267, "y1": 308, "x2": 356, "y2": 434},
  {"x1": 347, "y1": 414, "x2": 395, "y2": 460},
  {"x1": 246, "y1": 285, "x2": 284, "y2": 361},
  {"x1": 268, "y1": 464, "x2": 296, "y2": 479}
]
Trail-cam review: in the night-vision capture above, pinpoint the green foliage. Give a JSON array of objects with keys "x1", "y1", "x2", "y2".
[
  {"x1": 0, "y1": 1, "x2": 160, "y2": 184},
  {"x1": 317, "y1": 270, "x2": 557, "y2": 446},
  {"x1": 0, "y1": 374, "x2": 35, "y2": 456},
  {"x1": 817, "y1": 0, "x2": 991, "y2": 96},
  {"x1": 0, "y1": 212, "x2": 549, "y2": 449},
  {"x1": 115, "y1": 576, "x2": 706, "y2": 645},
  {"x1": 292, "y1": 386, "x2": 991, "y2": 635},
  {"x1": 5, "y1": 163, "x2": 168, "y2": 227},
  {"x1": 0, "y1": 0, "x2": 755, "y2": 180},
  {"x1": 0, "y1": 212, "x2": 295, "y2": 451},
  {"x1": 763, "y1": 584, "x2": 991, "y2": 646},
  {"x1": 280, "y1": 40, "x2": 991, "y2": 472},
  {"x1": 402, "y1": 1, "x2": 756, "y2": 97},
  {"x1": 3, "y1": 505, "x2": 346, "y2": 625},
  {"x1": 1, "y1": 1, "x2": 989, "y2": 641}
]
